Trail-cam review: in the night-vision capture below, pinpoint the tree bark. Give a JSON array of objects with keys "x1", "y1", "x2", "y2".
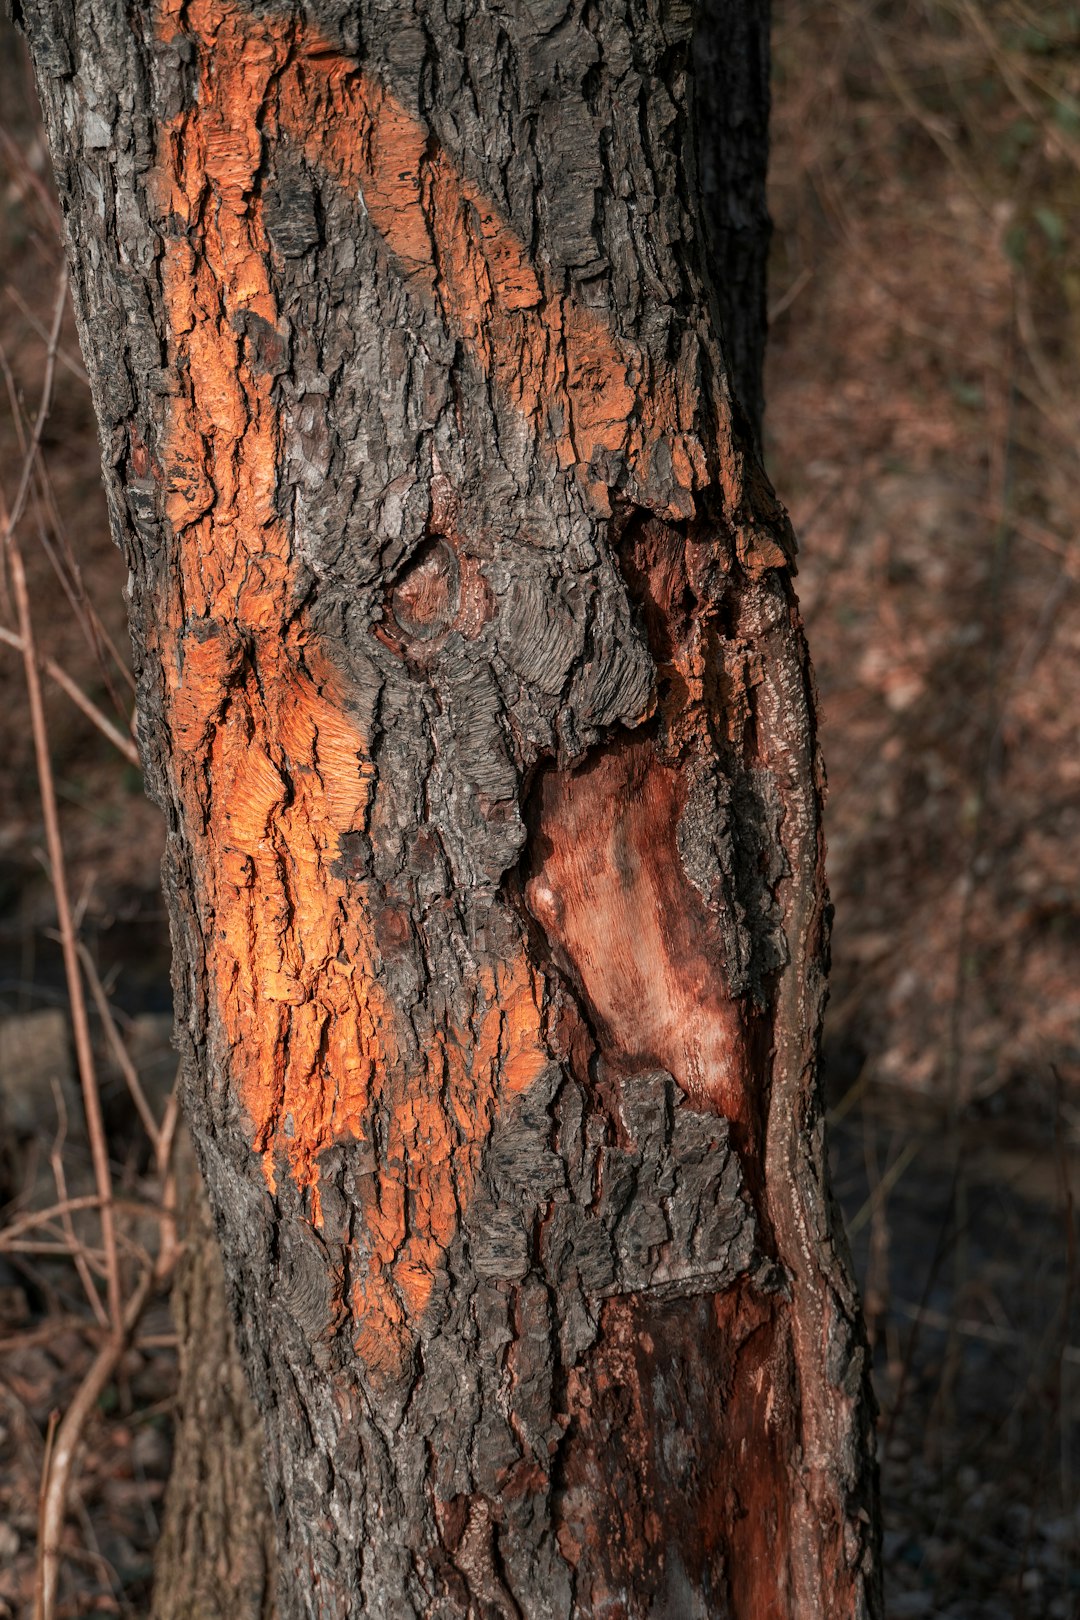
[
  {"x1": 151, "y1": 1135, "x2": 277, "y2": 1620},
  {"x1": 21, "y1": 1, "x2": 880, "y2": 1616}
]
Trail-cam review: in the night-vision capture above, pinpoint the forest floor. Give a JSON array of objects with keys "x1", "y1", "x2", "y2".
[
  {"x1": 766, "y1": 2, "x2": 1080, "y2": 1611},
  {"x1": 1, "y1": 1, "x2": 1078, "y2": 1616}
]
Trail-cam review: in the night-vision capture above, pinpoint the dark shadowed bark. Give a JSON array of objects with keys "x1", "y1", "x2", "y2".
[
  {"x1": 151, "y1": 1136, "x2": 277, "y2": 1620},
  {"x1": 20, "y1": 0, "x2": 879, "y2": 1615}
]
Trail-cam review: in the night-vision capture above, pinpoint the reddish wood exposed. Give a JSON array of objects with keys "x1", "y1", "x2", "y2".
[
  {"x1": 389, "y1": 539, "x2": 460, "y2": 641},
  {"x1": 526, "y1": 736, "x2": 751, "y2": 1136},
  {"x1": 557, "y1": 1287, "x2": 796, "y2": 1619}
]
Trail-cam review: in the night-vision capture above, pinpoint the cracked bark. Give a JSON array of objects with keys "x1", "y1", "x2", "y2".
[
  {"x1": 151, "y1": 1135, "x2": 277, "y2": 1620},
  {"x1": 19, "y1": 0, "x2": 881, "y2": 1615}
]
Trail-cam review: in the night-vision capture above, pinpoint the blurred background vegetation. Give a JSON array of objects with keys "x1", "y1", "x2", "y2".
[{"x1": 0, "y1": 2, "x2": 1078, "y2": 1615}]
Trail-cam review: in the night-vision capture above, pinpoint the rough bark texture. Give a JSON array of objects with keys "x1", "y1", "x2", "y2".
[
  {"x1": 151, "y1": 1136, "x2": 277, "y2": 1620},
  {"x1": 21, "y1": 1, "x2": 880, "y2": 1616}
]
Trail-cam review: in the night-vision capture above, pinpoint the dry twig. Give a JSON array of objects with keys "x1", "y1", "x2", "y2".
[
  {"x1": 0, "y1": 268, "x2": 122, "y2": 1336},
  {"x1": 0, "y1": 625, "x2": 140, "y2": 765}
]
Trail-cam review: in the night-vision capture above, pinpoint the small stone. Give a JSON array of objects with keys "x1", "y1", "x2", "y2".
[
  {"x1": 882, "y1": 1528, "x2": 910, "y2": 1561},
  {"x1": 924, "y1": 1534, "x2": 962, "y2": 1575},
  {"x1": 1005, "y1": 1502, "x2": 1033, "y2": 1539},
  {"x1": 0, "y1": 1287, "x2": 29, "y2": 1327},
  {"x1": 0, "y1": 1010, "x2": 79, "y2": 1139},
  {"x1": 889, "y1": 1591, "x2": 933, "y2": 1617},
  {"x1": 131, "y1": 1423, "x2": 170, "y2": 1477}
]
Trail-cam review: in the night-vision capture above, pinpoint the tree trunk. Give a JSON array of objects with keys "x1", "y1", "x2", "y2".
[
  {"x1": 151, "y1": 1135, "x2": 277, "y2": 1620},
  {"x1": 21, "y1": 1, "x2": 880, "y2": 1616}
]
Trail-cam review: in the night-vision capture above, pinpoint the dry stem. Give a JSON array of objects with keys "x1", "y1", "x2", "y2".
[{"x1": 0, "y1": 268, "x2": 123, "y2": 1335}]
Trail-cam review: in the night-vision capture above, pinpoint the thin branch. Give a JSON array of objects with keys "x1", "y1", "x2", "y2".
[
  {"x1": 1, "y1": 1241, "x2": 112, "y2": 1260},
  {"x1": 5, "y1": 285, "x2": 88, "y2": 382},
  {"x1": 38, "y1": 1083, "x2": 109, "y2": 1327},
  {"x1": 0, "y1": 1192, "x2": 177, "y2": 1249},
  {"x1": 0, "y1": 1318, "x2": 94, "y2": 1355},
  {"x1": 0, "y1": 338, "x2": 137, "y2": 706},
  {"x1": 0, "y1": 267, "x2": 123, "y2": 1334},
  {"x1": 0, "y1": 125, "x2": 63, "y2": 233},
  {"x1": 32, "y1": 1267, "x2": 155, "y2": 1620},
  {"x1": 76, "y1": 941, "x2": 164, "y2": 1149},
  {"x1": 892, "y1": 1296, "x2": 1080, "y2": 1367},
  {"x1": 0, "y1": 626, "x2": 141, "y2": 765}
]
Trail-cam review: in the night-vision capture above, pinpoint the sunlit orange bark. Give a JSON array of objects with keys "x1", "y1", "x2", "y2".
[
  {"x1": 150, "y1": 0, "x2": 751, "y2": 1374},
  {"x1": 153, "y1": 0, "x2": 556, "y2": 1371}
]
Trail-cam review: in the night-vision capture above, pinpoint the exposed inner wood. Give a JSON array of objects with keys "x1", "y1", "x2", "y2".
[
  {"x1": 526, "y1": 735, "x2": 750, "y2": 1135},
  {"x1": 557, "y1": 1287, "x2": 795, "y2": 1618},
  {"x1": 389, "y1": 539, "x2": 460, "y2": 641}
]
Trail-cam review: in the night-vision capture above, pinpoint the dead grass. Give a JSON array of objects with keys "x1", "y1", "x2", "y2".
[
  {"x1": 767, "y1": 3, "x2": 1080, "y2": 1611},
  {"x1": 0, "y1": 30, "x2": 178, "y2": 1620},
  {"x1": 769, "y1": 0, "x2": 1080, "y2": 1115}
]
